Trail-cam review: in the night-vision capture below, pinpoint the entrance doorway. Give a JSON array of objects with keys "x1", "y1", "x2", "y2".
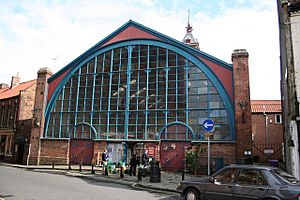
[
  {"x1": 69, "y1": 139, "x2": 93, "y2": 164},
  {"x1": 160, "y1": 141, "x2": 191, "y2": 170},
  {"x1": 159, "y1": 122, "x2": 194, "y2": 170}
]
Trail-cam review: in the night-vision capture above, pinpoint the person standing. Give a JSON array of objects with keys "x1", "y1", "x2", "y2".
[
  {"x1": 129, "y1": 154, "x2": 139, "y2": 176},
  {"x1": 141, "y1": 149, "x2": 149, "y2": 166},
  {"x1": 102, "y1": 149, "x2": 109, "y2": 175}
]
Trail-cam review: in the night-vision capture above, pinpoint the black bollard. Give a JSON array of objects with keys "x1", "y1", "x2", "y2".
[
  {"x1": 68, "y1": 162, "x2": 72, "y2": 170},
  {"x1": 91, "y1": 163, "x2": 95, "y2": 174},
  {"x1": 120, "y1": 166, "x2": 124, "y2": 178},
  {"x1": 138, "y1": 168, "x2": 142, "y2": 181},
  {"x1": 52, "y1": 161, "x2": 54, "y2": 169},
  {"x1": 182, "y1": 158, "x2": 186, "y2": 181},
  {"x1": 79, "y1": 162, "x2": 82, "y2": 172},
  {"x1": 104, "y1": 164, "x2": 108, "y2": 175}
]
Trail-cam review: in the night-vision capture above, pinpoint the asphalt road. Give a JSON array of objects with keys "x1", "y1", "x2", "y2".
[{"x1": 0, "y1": 165, "x2": 182, "y2": 200}]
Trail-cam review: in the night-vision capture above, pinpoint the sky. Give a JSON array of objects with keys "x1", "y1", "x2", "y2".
[{"x1": 0, "y1": 0, "x2": 280, "y2": 100}]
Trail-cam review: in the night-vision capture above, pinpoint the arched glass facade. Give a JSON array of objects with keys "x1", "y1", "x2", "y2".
[{"x1": 46, "y1": 44, "x2": 231, "y2": 141}]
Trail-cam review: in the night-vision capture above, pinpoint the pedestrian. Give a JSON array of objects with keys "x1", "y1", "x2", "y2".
[
  {"x1": 129, "y1": 154, "x2": 139, "y2": 176},
  {"x1": 102, "y1": 149, "x2": 109, "y2": 175},
  {"x1": 141, "y1": 149, "x2": 149, "y2": 167}
]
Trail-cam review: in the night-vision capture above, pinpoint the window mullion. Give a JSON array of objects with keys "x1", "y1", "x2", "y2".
[
  {"x1": 74, "y1": 68, "x2": 81, "y2": 138},
  {"x1": 124, "y1": 45, "x2": 134, "y2": 140},
  {"x1": 91, "y1": 57, "x2": 97, "y2": 139},
  {"x1": 144, "y1": 45, "x2": 150, "y2": 140},
  {"x1": 116, "y1": 48, "x2": 122, "y2": 138},
  {"x1": 185, "y1": 59, "x2": 189, "y2": 140},
  {"x1": 59, "y1": 86, "x2": 65, "y2": 138},
  {"x1": 165, "y1": 49, "x2": 169, "y2": 140},
  {"x1": 107, "y1": 50, "x2": 114, "y2": 139},
  {"x1": 99, "y1": 53, "x2": 106, "y2": 138}
]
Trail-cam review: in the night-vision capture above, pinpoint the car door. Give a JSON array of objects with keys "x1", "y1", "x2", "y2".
[
  {"x1": 234, "y1": 169, "x2": 269, "y2": 200},
  {"x1": 204, "y1": 168, "x2": 239, "y2": 200}
]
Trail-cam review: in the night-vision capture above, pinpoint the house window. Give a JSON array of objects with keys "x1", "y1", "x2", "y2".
[{"x1": 275, "y1": 114, "x2": 282, "y2": 124}]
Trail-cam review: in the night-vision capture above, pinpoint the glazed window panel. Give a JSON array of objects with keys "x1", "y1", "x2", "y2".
[
  {"x1": 129, "y1": 113, "x2": 137, "y2": 125},
  {"x1": 149, "y1": 111, "x2": 158, "y2": 122},
  {"x1": 99, "y1": 125, "x2": 107, "y2": 137},
  {"x1": 46, "y1": 44, "x2": 232, "y2": 141}
]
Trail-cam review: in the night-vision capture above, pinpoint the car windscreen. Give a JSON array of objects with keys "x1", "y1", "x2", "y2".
[{"x1": 271, "y1": 169, "x2": 299, "y2": 185}]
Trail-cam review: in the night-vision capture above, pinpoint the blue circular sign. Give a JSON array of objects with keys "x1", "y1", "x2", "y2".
[{"x1": 202, "y1": 119, "x2": 215, "y2": 132}]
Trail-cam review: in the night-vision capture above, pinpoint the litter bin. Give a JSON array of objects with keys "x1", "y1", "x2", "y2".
[{"x1": 149, "y1": 160, "x2": 161, "y2": 183}]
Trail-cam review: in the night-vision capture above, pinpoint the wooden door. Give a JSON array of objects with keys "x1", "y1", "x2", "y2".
[
  {"x1": 70, "y1": 139, "x2": 93, "y2": 164},
  {"x1": 160, "y1": 141, "x2": 191, "y2": 171}
]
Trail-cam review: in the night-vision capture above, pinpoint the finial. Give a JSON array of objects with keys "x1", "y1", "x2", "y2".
[
  {"x1": 188, "y1": 9, "x2": 190, "y2": 25},
  {"x1": 186, "y1": 10, "x2": 193, "y2": 33}
]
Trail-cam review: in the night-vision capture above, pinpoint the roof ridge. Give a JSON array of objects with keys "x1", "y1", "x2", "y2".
[{"x1": 19, "y1": 79, "x2": 36, "y2": 84}]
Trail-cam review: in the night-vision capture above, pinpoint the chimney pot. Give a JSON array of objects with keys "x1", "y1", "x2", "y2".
[
  {"x1": 232, "y1": 49, "x2": 249, "y2": 61},
  {"x1": 11, "y1": 75, "x2": 20, "y2": 88},
  {"x1": 0, "y1": 83, "x2": 9, "y2": 89}
]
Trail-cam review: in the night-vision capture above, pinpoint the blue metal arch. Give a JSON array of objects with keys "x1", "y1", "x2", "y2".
[
  {"x1": 69, "y1": 122, "x2": 98, "y2": 139},
  {"x1": 45, "y1": 39, "x2": 234, "y2": 140},
  {"x1": 158, "y1": 121, "x2": 195, "y2": 140}
]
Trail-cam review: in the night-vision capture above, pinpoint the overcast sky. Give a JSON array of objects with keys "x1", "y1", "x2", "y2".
[{"x1": 0, "y1": 0, "x2": 280, "y2": 100}]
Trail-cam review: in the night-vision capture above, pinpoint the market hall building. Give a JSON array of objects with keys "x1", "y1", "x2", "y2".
[{"x1": 28, "y1": 20, "x2": 252, "y2": 171}]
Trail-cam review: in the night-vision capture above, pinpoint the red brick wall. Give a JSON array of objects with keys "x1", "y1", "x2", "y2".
[
  {"x1": 195, "y1": 143, "x2": 236, "y2": 164},
  {"x1": 29, "y1": 68, "x2": 53, "y2": 165},
  {"x1": 189, "y1": 142, "x2": 236, "y2": 174},
  {"x1": 39, "y1": 139, "x2": 68, "y2": 164},
  {"x1": 232, "y1": 50, "x2": 253, "y2": 160},
  {"x1": 32, "y1": 140, "x2": 110, "y2": 165},
  {"x1": 251, "y1": 113, "x2": 284, "y2": 161},
  {"x1": 19, "y1": 83, "x2": 36, "y2": 120}
]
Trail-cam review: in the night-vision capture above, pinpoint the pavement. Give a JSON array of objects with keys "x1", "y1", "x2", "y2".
[{"x1": 0, "y1": 162, "x2": 201, "y2": 194}]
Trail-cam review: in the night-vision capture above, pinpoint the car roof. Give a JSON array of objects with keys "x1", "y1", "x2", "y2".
[{"x1": 226, "y1": 164, "x2": 276, "y2": 171}]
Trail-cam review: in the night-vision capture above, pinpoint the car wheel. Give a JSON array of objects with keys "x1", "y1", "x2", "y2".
[{"x1": 184, "y1": 188, "x2": 200, "y2": 200}]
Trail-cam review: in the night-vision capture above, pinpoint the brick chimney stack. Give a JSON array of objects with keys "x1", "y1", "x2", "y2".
[
  {"x1": 11, "y1": 74, "x2": 21, "y2": 88},
  {"x1": 28, "y1": 67, "x2": 53, "y2": 165},
  {"x1": 232, "y1": 49, "x2": 253, "y2": 161}
]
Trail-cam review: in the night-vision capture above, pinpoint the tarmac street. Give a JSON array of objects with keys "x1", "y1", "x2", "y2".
[{"x1": 0, "y1": 165, "x2": 183, "y2": 200}]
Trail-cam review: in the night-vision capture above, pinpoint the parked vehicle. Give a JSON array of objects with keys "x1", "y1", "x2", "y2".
[{"x1": 177, "y1": 164, "x2": 300, "y2": 200}]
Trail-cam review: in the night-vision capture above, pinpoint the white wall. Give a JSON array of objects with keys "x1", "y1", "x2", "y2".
[{"x1": 290, "y1": 121, "x2": 300, "y2": 179}]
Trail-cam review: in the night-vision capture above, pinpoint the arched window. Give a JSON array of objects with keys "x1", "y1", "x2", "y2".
[{"x1": 46, "y1": 42, "x2": 232, "y2": 141}]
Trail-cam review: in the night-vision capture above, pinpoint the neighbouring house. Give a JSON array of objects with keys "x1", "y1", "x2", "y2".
[
  {"x1": 0, "y1": 75, "x2": 36, "y2": 164},
  {"x1": 251, "y1": 100, "x2": 284, "y2": 164}
]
